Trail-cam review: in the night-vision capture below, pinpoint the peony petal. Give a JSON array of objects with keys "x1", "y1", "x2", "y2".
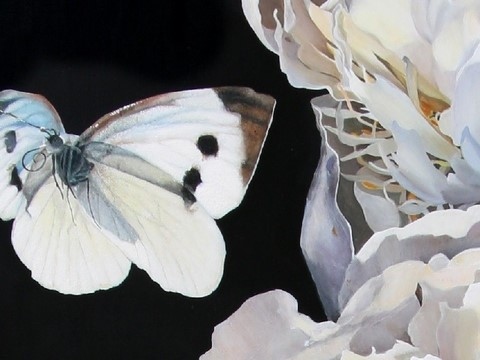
[
  {"x1": 381, "y1": 123, "x2": 449, "y2": 204},
  {"x1": 451, "y1": 43, "x2": 480, "y2": 145},
  {"x1": 339, "y1": 205, "x2": 480, "y2": 310},
  {"x1": 243, "y1": 0, "x2": 343, "y2": 92},
  {"x1": 408, "y1": 280, "x2": 469, "y2": 355},
  {"x1": 301, "y1": 96, "x2": 354, "y2": 320},
  {"x1": 458, "y1": 128, "x2": 480, "y2": 178},
  {"x1": 348, "y1": 0, "x2": 435, "y2": 85},
  {"x1": 341, "y1": 69, "x2": 456, "y2": 161},
  {"x1": 437, "y1": 302, "x2": 480, "y2": 359},
  {"x1": 353, "y1": 182, "x2": 401, "y2": 232},
  {"x1": 340, "y1": 341, "x2": 428, "y2": 359},
  {"x1": 242, "y1": 0, "x2": 280, "y2": 52},
  {"x1": 335, "y1": 261, "x2": 424, "y2": 354},
  {"x1": 201, "y1": 290, "x2": 336, "y2": 360}
]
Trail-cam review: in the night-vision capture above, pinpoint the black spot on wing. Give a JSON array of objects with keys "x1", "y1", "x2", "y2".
[
  {"x1": 197, "y1": 135, "x2": 219, "y2": 156},
  {"x1": 182, "y1": 167, "x2": 202, "y2": 205},
  {"x1": 181, "y1": 187, "x2": 197, "y2": 205},
  {"x1": 4, "y1": 130, "x2": 16, "y2": 153},
  {"x1": 183, "y1": 168, "x2": 202, "y2": 191},
  {"x1": 10, "y1": 167, "x2": 22, "y2": 191}
]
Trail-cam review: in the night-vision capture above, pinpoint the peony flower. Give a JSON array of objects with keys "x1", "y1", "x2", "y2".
[
  {"x1": 202, "y1": 206, "x2": 480, "y2": 359},
  {"x1": 243, "y1": 0, "x2": 480, "y2": 318}
]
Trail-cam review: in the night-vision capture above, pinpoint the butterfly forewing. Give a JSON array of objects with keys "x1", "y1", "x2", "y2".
[
  {"x1": 79, "y1": 87, "x2": 275, "y2": 218},
  {"x1": 0, "y1": 90, "x2": 65, "y2": 220}
]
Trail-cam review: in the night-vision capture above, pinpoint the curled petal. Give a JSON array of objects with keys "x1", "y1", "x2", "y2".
[
  {"x1": 353, "y1": 182, "x2": 400, "y2": 232},
  {"x1": 339, "y1": 205, "x2": 480, "y2": 310},
  {"x1": 452, "y1": 44, "x2": 480, "y2": 146},
  {"x1": 301, "y1": 95, "x2": 354, "y2": 320},
  {"x1": 243, "y1": 0, "x2": 344, "y2": 93},
  {"x1": 201, "y1": 290, "x2": 335, "y2": 360}
]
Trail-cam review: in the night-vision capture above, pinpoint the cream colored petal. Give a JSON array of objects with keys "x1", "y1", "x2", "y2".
[
  {"x1": 341, "y1": 69, "x2": 457, "y2": 161},
  {"x1": 340, "y1": 341, "x2": 428, "y2": 359},
  {"x1": 201, "y1": 290, "x2": 337, "y2": 360},
  {"x1": 243, "y1": 0, "x2": 344, "y2": 92},
  {"x1": 350, "y1": 0, "x2": 437, "y2": 90},
  {"x1": 450, "y1": 43, "x2": 480, "y2": 145},
  {"x1": 339, "y1": 205, "x2": 480, "y2": 310},
  {"x1": 333, "y1": 8, "x2": 448, "y2": 108},
  {"x1": 408, "y1": 280, "x2": 468, "y2": 355},
  {"x1": 353, "y1": 182, "x2": 401, "y2": 232},
  {"x1": 437, "y1": 302, "x2": 480, "y2": 359}
]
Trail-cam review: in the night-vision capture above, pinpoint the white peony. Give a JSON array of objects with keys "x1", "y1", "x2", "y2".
[
  {"x1": 202, "y1": 206, "x2": 480, "y2": 359},
  {"x1": 243, "y1": 0, "x2": 480, "y2": 318}
]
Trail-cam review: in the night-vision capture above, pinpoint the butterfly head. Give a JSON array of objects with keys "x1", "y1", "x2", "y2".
[
  {"x1": 19, "y1": 128, "x2": 65, "y2": 173},
  {"x1": 42, "y1": 128, "x2": 64, "y2": 152}
]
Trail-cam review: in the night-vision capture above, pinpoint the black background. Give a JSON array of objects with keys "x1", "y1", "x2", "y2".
[{"x1": 0, "y1": 1, "x2": 326, "y2": 358}]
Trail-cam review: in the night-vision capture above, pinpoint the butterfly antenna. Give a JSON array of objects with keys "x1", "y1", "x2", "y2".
[
  {"x1": 0, "y1": 109, "x2": 58, "y2": 138},
  {"x1": 40, "y1": 127, "x2": 59, "y2": 137},
  {"x1": 21, "y1": 148, "x2": 47, "y2": 172},
  {"x1": 0, "y1": 109, "x2": 44, "y2": 130}
]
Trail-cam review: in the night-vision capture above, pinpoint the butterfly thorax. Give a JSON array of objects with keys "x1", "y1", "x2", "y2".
[{"x1": 47, "y1": 134, "x2": 93, "y2": 187}]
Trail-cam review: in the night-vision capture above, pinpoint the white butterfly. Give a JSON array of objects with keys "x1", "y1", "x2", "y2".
[{"x1": 0, "y1": 87, "x2": 274, "y2": 296}]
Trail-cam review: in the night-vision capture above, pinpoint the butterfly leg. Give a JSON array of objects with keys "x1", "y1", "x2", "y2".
[
  {"x1": 51, "y1": 156, "x2": 65, "y2": 200},
  {"x1": 85, "y1": 178, "x2": 101, "y2": 228}
]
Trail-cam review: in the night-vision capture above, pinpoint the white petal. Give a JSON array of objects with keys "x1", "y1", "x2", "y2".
[
  {"x1": 339, "y1": 205, "x2": 480, "y2": 310},
  {"x1": 301, "y1": 96, "x2": 354, "y2": 320},
  {"x1": 201, "y1": 290, "x2": 331, "y2": 360},
  {"x1": 339, "y1": 261, "x2": 424, "y2": 354},
  {"x1": 452, "y1": 43, "x2": 480, "y2": 145},
  {"x1": 342, "y1": 69, "x2": 457, "y2": 161},
  {"x1": 381, "y1": 123, "x2": 448, "y2": 204},
  {"x1": 437, "y1": 302, "x2": 480, "y2": 359},
  {"x1": 353, "y1": 182, "x2": 401, "y2": 231},
  {"x1": 242, "y1": 0, "x2": 279, "y2": 52}
]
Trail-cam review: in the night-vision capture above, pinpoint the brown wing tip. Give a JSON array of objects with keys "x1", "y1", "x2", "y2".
[{"x1": 214, "y1": 87, "x2": 275, "y2": 185}]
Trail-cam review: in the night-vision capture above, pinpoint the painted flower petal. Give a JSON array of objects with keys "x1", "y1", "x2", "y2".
[
  {"x1": 339, "y1": 205, "x2": 480, "y2": 311},
  {"x1": 301, "y1": 96, "x2": 354, "y2": 320},
  {"x1": 451, "y1": 43, "x2": 480, "y2": 145},
  {"x1": 436, "y1": 300, "x2": 480, "y2": 359},
  {"x1": 348, "y1": 0, "x2": 435, "y2": 85},
  {"x1": 242, "y1": 0, "x2": 344, "y2": 93},
  {"x1": 200, "y1": 290, "x2": 337, "y2": 360},
  {"x1": 353, "y1": 182, "x2": 400, "y2": 232},
  {"x1": 381, "y1": 123, "x2": 449, "y2": 204},
  {"x1": 340, "y1": 342, "x2": 428, "y2": 360}
]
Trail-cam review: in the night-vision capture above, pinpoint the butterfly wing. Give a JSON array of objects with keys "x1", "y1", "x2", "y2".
[
  {"x1": 12, "y1": 160, "x2": 131, "y2": 294},
  {"x1": 78, "y1": 87, "x2": 275, "y2": 218},
  {"x1": 73, "y1": 87, "x2": 274, "y2": 296},
  {"x1": 0, "y1": 90, "x2": 65, "y2": 220},
  {"x1": 74, "y1": 152, "x2": 226, "y2": 297}
]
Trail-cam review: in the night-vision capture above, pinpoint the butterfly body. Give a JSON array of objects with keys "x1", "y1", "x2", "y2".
[
  {"x1": 0, "y1": 87, "x2": 274, "y2": 296},
  {"x1": 42, "y1": 133, "x2": 93, "y2": 188}
]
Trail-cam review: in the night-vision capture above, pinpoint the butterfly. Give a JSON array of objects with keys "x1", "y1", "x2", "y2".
[{"x1": 0, "y1": 87, "x2": 274, "y2": 296}]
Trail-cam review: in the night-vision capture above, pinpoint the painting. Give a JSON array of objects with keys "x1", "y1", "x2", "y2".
[{"x1": 1, "y1": 0, "x2": 476, "y2": 359}]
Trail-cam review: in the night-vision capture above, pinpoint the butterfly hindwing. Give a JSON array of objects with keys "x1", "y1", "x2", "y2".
[
  {"x1": 77, "y1": 159, "x2": 226, "y2": 297},
  {"x1": 0, "y1": 90, "x2": 65, "y2": 220},
  {"x1": 12, "y1": 160, "x2": 131, "y2": 294}
]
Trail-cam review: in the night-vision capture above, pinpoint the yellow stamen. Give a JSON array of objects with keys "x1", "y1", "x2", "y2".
[{"x1": 361, "y1": 180, "x2": 380, "y2": 190}]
